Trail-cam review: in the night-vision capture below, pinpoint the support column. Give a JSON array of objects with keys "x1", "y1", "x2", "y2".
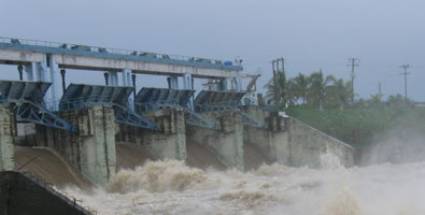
[
  {"x1": 183, "y1": 73, "x2": 193, "y2": 90},
  {"x1": 48, "y1": 57, "x2": 62, "y2": 111},
  {"x1": 243, "y1": 110, "x2": 286, "y2": 169},
  {"x1": 122, "y1": 69, "x2": 133, "y2": 109},
  {"x1": 167, "y1": 76, "x2": 179, "y2": 89},
  {"x1": 33, "y1": 106, "x2": 117, "y2": 185},
  {"x1": 23, "y1": 61, "x2": 50, "y2": 82},
  {"x1": 224, "y1": 77, "x2": 242, "y2": 91},
  {"x1": 60, "y1": 69, "x2": 66, "y2": 94},
  {"x1": 131, "y1": 74, "x2": 137, "y2": 98},
  {"x1": 104, "y1": 73, "x2": 110, "y2": 86},
  {"x1": 183, "y1": 73, "x2": 194, "y2": 109},
  {"x1": 137, "y1": 109, "x2": 186, "y2": 160},
  {"x1": 121, "y1": 69, "x2": 131, "y2": 87},
  {"x1": 24, "y1": 62, "x2": 36, "y2": 81},
  {"x1": 37, "y1": 60, "x2": 49, "y2": 82},
  {"x1": 218, "y1": 79, "x2": 227, "y2": 91},
  {"x1": 17, "y1": 64, "x2": 23, "y2": 81},
  {"x1": 234, "y1": 76, "x2": 242, "y2": 92},
  {"x1": 105, "y1": 71, "x2": 118, "y2": 86},
  {"x1": 0, "y1": 105, "x2": 15, "y2": 171},
  {"x1": 109, "y1": 71, "x2": 118, "y2": 86},
  {"x1": 80, "y1": 106, "x2": 116, "y2": 185},
  {"x1": 187, "y1": 112, "x2": 244, "y2": 170}
]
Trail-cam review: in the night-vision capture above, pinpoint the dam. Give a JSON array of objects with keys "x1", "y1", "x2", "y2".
[{"x1": 0, "y1": 36, "x2": 353, "y2": 189}]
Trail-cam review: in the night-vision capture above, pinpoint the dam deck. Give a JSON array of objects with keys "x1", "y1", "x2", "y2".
[{"x1": 0, "y1": 36, "x2": 242, "y2": 79}]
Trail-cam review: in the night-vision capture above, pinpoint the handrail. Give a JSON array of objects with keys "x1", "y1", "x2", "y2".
[{"x1": 0, "y1": 36, "x2": 243, "y2": 71}]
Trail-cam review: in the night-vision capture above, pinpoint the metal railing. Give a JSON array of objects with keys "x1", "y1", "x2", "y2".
[{"x1": 0, "y1": 36, "x2": 243, "y2": 71}]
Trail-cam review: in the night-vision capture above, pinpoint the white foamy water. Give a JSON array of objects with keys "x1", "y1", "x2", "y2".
[{"x1": 58, "y1": 157, "x2": 425, "y2": 215}]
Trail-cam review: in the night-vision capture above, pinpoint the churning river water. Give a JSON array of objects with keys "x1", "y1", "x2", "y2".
[{"x1": 58, "y1": 153, "x2": 425, "y2": 215}]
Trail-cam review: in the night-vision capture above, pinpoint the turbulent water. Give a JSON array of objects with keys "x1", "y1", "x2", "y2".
[{"x1": 58, "y1": 154, "x2": 425, "y2": 215}]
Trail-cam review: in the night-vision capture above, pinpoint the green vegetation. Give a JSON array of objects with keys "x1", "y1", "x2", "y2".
[
  {"x1": 265, "y1": 70, "x2": 425, "y2": 148},
  {"x1": 266, "y1": 70, "x2": 353, "y2": 110},
  {"x1": 287, "y1": 106, "x2": 425, "y2": 146}
]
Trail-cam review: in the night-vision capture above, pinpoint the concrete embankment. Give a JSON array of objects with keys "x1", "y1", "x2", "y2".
[
  {"x1": 243, "y1": 109, "x2": 354, "y2": 168},
  {"x1": 283, "y1": 117, "x2": 355, "y2": 167},
  {"x1": 15, "y1": 146, "x2": 91, "y2": 188}
]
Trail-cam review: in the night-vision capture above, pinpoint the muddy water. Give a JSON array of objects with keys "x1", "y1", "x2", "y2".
[
  {"x1": 186, "y1": 142, "x2": 226, "y2": 170},
  {"x1": 116, "y1": 143, "x2": 156, "y2": 170},
  {"x1": 243, "y1": 143, "x2": 271, "y2": 170},
  {"x1": 59, "y1": 156, "x2": 425, "y2": 215}
]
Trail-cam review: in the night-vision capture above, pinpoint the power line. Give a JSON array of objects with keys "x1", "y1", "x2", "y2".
[
  {"x1": 348, "y1": 58, "x2": 360, "y2": 102},
  {"x1": 399, "y1": 64, "x2": 411, "y2": 101}
]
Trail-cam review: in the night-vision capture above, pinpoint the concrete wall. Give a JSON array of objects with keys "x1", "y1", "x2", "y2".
[
  {"x1": 129, "y1": 109, "x2": 187, "y2": 161},
  {"x1": 0, "y1": 106, "x2": 15, "y2": 171},
  {"x1": 187, "y1": 111, "x2": 244, "y2": 170},
  {"x1": 243, "y1": 111, "x2": 287, "y2": 163},
  {"x1": 242, "y1": 108, "x2": 354, "y2": 168},
  {"x1": 31, "y1": 106, "x2": 116, "y2": 185},
  {"x1": 283, "y1": 118, "x2": 354, "y2": 167}
]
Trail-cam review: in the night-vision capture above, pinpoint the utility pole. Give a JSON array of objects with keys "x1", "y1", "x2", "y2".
[
  {"x1": 378, "y1": 82, "x2": 382, "y2": 96},
  {"x1": 271, "y1": 58, "x2": 285, "y2": 108},
  {"x1": 399, "y1": 64, "x2": 411, "y2": 101},
  {"x1": 348, "y1": 58, "x2": 360, "y2": 103},
  {"x1": 272, "y1": 58, "x2": 285, "y2": 75}
]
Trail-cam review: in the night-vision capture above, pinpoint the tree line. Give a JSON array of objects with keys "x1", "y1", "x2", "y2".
[{"x1": 265, "y1": 70, "x2": 409, "y2": 111}]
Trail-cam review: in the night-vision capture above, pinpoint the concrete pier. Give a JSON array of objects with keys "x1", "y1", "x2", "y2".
[
  {"x1": 187, "y1": 111, "x2": 244, "y2": 171},
  {"x1": 127, "y1": 109, "x2": 187, "y2": 161},
  {"x1": 0, "y1": 105, "x2": 15, "y2": 171},
  {"x1": 243, "y1": 110, "x2": 286, "y2": 169},
  {"x1": 31, "y1": 106, "x2": 116, "y2": 185}
]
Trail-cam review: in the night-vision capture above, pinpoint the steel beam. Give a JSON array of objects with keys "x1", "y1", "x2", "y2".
[
  {"x1": 0, "y1": 80, "x2": 75, "y2": 132},
  {"x1": 60, "y1": 84, "x2": 157, "y2": 130}
]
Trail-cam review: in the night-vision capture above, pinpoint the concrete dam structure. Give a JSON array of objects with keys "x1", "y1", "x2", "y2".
[{"x1": 0, "y1": 37, "x2": 354, "y2": 187}]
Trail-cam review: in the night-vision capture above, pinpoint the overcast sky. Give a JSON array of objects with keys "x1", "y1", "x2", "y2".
[{"x1": 1, "y1": 0, "x2": 424, "y2": 100}]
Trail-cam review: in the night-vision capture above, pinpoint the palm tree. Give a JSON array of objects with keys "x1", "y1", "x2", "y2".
[
  {"x1": 369, "y1": 93, "x2": 383, "y2": 106},
  {"x1": 292, "y1": 73, "x2": 309, "y2": 105},
  {"x1": 286, "y1": 78, "x2": 297, "y2": 105},
  {"x1": 307, "y1": 70, "x2": 334, "y2": 110},
  {"x1": 324, "y1": 78, "x2": 351, "y2": 110}
]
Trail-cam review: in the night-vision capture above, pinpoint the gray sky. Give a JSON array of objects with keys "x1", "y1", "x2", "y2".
[{"x1": 1, "y1": 0, "x2": 424, "y2": 100}]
